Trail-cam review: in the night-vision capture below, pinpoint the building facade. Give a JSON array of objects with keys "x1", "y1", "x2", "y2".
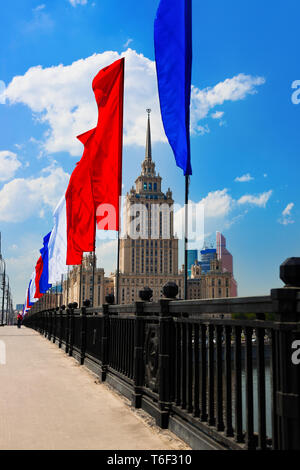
[
  {"x1": 216, "y1": 231, "x2": 238, "y2": 296},
  {"x1": 190, "y1": 255, "x2": 232, "y2": 299},
  {"x1": 117, "y1": 110, "x2": 184, "y2": 303},
  {"x1": 63, "y1": 111, "x2": 237, "y2": 305},
  {"x1": 62, "y1": 254, "x2": 114, "y2": 307},
  {"x1": 187, "y1": 249, "x2": 198, "y2": 278}
]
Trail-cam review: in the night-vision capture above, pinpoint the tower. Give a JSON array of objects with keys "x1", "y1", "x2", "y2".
[
  {"x1": 216, "y1": 231, "x2": 237, "y2": 296},
  {"x1": 118, "y1": 110, "x2": 183, "y2": 303}
]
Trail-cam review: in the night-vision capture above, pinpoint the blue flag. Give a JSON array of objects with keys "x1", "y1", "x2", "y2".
[
  {"x1": 154, "y1": 0, "x2": 192, "y2": 176},
  {"x1": 39, "y1": 232, "x2": 52, "y2": 293}
]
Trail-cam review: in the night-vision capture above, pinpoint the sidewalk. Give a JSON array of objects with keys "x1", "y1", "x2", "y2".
[{"x1": 0, "y1": 326, "x2": 190, "y2": 450}]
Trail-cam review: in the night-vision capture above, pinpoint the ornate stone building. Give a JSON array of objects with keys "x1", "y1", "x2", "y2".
[
  {"x1": 189, "y1": 254, "x2": 232, "y2": 300},
  {"x1": 62, "y1": 254, "x2": 114, "y2": 307},
  {"x1": 63, "y1": 111, "x2": 237, "y2": 306},
  {"x1": 117, "y1": 110, "x2": 184, "y2": 303}
]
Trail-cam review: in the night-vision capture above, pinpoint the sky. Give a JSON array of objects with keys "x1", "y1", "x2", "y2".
[{"x1": 0, "y1": 0, "x2": 299, "y2": 305}]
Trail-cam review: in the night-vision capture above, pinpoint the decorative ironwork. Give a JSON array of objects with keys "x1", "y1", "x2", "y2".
[{"x1": 144, "y1": 324, "x2": 159, "y2": 392}]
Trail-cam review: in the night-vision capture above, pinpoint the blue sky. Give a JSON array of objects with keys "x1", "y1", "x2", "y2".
[{"x1": 0, "y1": 0, "x2": 299, "y2": 304}]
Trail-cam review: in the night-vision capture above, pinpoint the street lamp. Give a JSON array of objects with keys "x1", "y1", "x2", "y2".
[{"x1": 0, "y1": 257, "x2": 7, "y2": 326}]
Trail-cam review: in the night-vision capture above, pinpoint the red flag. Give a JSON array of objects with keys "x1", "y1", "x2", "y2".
[
  {"x1": 34, "y1": 255, "x2": 44, "y2": 299},
  {"x1": 66, "y1": 58, "x2": 124, "y2": 265}
]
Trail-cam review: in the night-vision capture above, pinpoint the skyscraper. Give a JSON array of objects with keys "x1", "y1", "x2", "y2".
[
  {"x1": 118, "y1": 110, "x2": 184, "y2": 303},
  {"x1": 187, "y1": 249, "x2": 198, "y2": 277},
  {"x1": 199, "y1": 248, "x2": 216, "y2": 273},
  {"x1": 64, "y1": 113, "x2": 237, "y2": 305},
  {"x1": 216, "y1": 231, "x2": 237, "y2": 296}
]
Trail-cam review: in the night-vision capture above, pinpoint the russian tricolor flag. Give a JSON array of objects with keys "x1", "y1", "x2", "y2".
[{"x1": 25, "y1": 58, "x2": 124, "y2": 298}]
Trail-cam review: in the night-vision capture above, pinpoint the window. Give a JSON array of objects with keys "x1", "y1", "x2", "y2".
[
  {"x1": 149, "y1": 183, "x2": 152, "y2": 190},
  {"x1": 144, "y1": 182, "x2": 147, "y2": 191},
  {"x1": 154, "y1": 182, "x2": 157, "y2": 191}
]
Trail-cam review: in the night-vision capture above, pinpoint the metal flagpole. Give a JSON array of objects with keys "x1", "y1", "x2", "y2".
[
  {"x1": 60, "y1": 274, "x2": 63, "y2": 307},
  {"x1": 79, "y1": 264, "x2": 82, "y2": 308},
  {"x1": 91, "y1": 219, "x2": 97, "y2": 307},
  {"x1": 184, "y1": 175, "x2": 189, "y2": 300},
  {"x1": 66, "y1": 266, "x2": 70, "y2": 306},
  {"x1": 116, "y1": 225, "x2": 120, "y2": 305},
  {"x1": 91, "y1": 251, "x2": 96, "y2": 307},
  {"x1": 1, "y1": 262, "x2": 6, "y2": 325},
  {"x1": 6, "y1": 280, "x2": 9, "y2": 325}
]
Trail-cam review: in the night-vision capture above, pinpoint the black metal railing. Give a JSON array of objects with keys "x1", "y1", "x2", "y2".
[{"x1": 23, "y1": 258, "x2": 300, "y2": 450}]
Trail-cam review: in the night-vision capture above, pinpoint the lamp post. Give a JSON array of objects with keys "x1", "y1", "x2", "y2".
[{"x1": 1, "y1": 258, "x2": 6, "y2": 326}]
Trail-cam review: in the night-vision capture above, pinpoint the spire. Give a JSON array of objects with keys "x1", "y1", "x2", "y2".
[{"x1": 145, "y1": 109, "x2": 152, "y2": 162}]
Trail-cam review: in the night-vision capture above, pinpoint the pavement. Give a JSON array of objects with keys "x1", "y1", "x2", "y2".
[{"x1": 0, "y1": 326, "x2": 190, "y2": 450}]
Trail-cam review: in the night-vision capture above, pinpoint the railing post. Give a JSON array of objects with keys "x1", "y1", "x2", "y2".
[
  {"x1": 69, "y1": 307, "x2": 74, "y2": 357},
  {"x1": 48, "y1": 310, "x2": 53, "y2": 341},
  {"x1": 42, "y1": 311, "x2": 45, "y2": 336},
  {"x1": 157, "y1": 299, "x2": 172, "y2": 429},
  {"x1": 132, "y1": 301, "x2": 145, "y2": 409},
  {"x1": 80, "y1": 301, "x2": 88, "y2": 365},
  {"x1": 53, "y1": 308, "x2": 58, "y2": 343},
  {"x1": 58, "y1": 306, "x2": 64, "y2": 349},
  {"x1": 44, "y1": 311, "x2": 48, "y2": 337},
  {"x1": 65, "y1": 305, "x2": 71, "y2": 354},
  {"x1": 271, "y1": 257, "x2": 300, "y2": 450},
  {"x1": 100, "y1": 303, "x2": 109, "y2": 381}
]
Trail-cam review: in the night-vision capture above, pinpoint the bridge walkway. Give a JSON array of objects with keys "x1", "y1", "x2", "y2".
[{"x1": 0, "y1": 326, "x2": 190, "y2": 450}]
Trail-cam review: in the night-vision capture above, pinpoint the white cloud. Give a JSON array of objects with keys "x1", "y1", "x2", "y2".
[
  {"x1": 33, "y1": 4, "x2": 46, "y2": 11},
  {"x1": 211, "y1": 111, "x2": 224, "y2": 119},
  {"x1": 1, "y1": 50, "x2": 265, "y2": 157},
  {"x1": 0, "y1": 151, "x2": 22, "y2": 181},
  {"x1": 173, "y1": 189, "x2": 235, "y2": 250},
  {"x1": 69, "y1": 0, "x2": 88, "y2": 6},
  {"x1": 24, "y1": 4, "x2": 54, "y2": 33},
  {"x1": 96, "y1": 239, "x2": 118, "y2": 275},
  {"x1": 279, "y1": 202, "x2": 295, "y2": 225},
  {"x1": 190, "y1": 73, "x2": 265, "y2": 134},
  {"x1": 0, "y1": 166, "x2": 69, "y2": 222},
  {"x1": 201, "y1": 189, "x2": 234, "y2": 218},
  {"x1": 238, "y1": 190, "x2": 272, "y2": 207},
  {"x1": 282, "y1": 202, "x2": 294, "y2": 216},
  {"x1": 235, "y1": 173, "x2": 254, "y2": 182},
  {"x1": 0, "y1": 80, "x2": 5, "y2": 104},
  {"x1": 123, "y1": 38, "x2": 133, "y2": 48}
]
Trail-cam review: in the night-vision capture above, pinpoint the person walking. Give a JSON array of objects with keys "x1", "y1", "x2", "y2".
[{"x1": 17, "y1": 313, "x2": 23, "y2": 329}]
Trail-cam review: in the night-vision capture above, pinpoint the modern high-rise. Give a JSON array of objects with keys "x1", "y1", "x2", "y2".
[
  {"x1": 187, "y1": 249, "x2": 198, "y2": 277},
  {"x1": 216, "y1": 231, "x2": 237, "y2": 296},
  {"x1": 199, "y1": 248, "x2": 216, "y2": 273}
]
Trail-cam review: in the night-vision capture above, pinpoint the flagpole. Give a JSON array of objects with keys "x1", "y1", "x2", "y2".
[
  {"x1": 184, "y1": 175, "x2": 189, "y2": 300},
  {"x1": 91, "y1": 220, "x2": 97, "y2": 307},
  {"x1": 79, "y1": 264, "x2": 82, "y2": 308},
  {"x1": 116, "y1": 224, "x2": 120, "y2": 305},
  {"x1": 60, "y1": 274, "x2": 63, "y2": 307},
  {"x1": 91, "y1": 251, "x2": 96, "y2": 307},
  {"x1": 66, "y1": 266, "x2": 70, "y2": 306}
]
